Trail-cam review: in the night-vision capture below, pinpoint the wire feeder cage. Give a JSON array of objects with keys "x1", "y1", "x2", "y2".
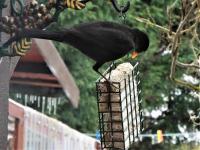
[{"x1": 96, "y1": 62, "x2": 143, "y2": 150}]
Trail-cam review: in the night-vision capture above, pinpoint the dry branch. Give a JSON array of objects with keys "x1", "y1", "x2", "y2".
[
  {"x1": 176, "y1": 61, "x2": 200, "y2": 69},
  {"x1": 134, "y1": 17, "x2": 176, "y2": 35},
  {"x1": 134, "y1": 0, "x2": 200, "y2": 92}
]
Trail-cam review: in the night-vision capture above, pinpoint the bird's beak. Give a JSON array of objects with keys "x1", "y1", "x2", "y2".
[{"x1": 131, "y1": 51, "x2": 138, "y2": 59}]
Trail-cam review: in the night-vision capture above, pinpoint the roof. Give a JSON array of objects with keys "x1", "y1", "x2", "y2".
[
  {"x1": 11, "y1": 39, "x2": 80, "y2": 108},
  {"x1": 33, "y1": 39, "x2": 80, "y2": 107}
]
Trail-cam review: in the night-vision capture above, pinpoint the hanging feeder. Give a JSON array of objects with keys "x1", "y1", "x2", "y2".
[{"x1": 96, "y1": 62, "x2": 143, "y2": 150}]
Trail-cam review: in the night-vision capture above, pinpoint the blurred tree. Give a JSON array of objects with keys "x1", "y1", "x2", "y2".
[{"x1": 10, "y1": 0, "x2": 199, "y2": 135}]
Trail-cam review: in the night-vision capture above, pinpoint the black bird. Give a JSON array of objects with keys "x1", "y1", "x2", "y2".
[{"x1": 3, "y1": 21, "x2": 149, "y2": 78}]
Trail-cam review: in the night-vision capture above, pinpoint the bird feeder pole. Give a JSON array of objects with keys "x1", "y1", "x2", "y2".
[
  {"x1": 0, "y1": 0, "x2": 21, "y2": 149},
  {"x1": 0, "y1": 1, "x2": 8, "y2": 149}
]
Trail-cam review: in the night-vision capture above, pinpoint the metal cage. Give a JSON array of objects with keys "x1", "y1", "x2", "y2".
[{"x1": 96, "y1": 62, "x2": 143, "y2": 150}]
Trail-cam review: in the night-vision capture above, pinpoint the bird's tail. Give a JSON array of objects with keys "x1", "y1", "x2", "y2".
[
  {"x1": 3, "y1": 28, "x2": 72, "y2": 48},
  {"x1": 19, "y1": 29, "x2": 67, "y2": 42}
]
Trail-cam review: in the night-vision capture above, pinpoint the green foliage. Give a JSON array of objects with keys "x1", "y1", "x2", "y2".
[{"x1": 15, "y1": 0, "x2": 198, "y2": 134}]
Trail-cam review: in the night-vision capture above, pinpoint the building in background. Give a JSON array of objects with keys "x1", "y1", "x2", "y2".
[
  {"x1": 10, "y1": 39, "x2": 80, "y2": 113},
  {"x1": 8, "y1": 99, "x2": 100, "y2": 150}
]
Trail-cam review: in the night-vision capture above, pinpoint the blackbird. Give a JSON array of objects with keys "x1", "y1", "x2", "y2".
[{"x1": 3, "y1": 21, "x2": 149, "y2": 78}]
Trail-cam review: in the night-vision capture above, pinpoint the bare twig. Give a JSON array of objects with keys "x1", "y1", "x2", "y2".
[
  {"x1": 176, "y1": 61, "x2": 200, "y2": 69},
  {"x1": 174, "y1": 78, "x2": 200, "y2": 91},
  {"x1": 134, "y1": 17, "x2": 176, "y2": 35}
]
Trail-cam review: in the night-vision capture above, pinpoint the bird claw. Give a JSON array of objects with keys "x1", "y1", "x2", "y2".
[{"x1": 102, "y1": 78, "x2": 119, "y2": 90}]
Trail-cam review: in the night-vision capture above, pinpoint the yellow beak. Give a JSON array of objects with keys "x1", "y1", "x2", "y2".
[{"x1": 131, "y1": 51, "x2": 138, "y2": 59}]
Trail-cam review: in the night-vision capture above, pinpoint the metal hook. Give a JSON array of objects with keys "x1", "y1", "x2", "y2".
[
  {"x1": 110, "y1": 0, "x2": 130, "y2": 13},
  {"x1": 0, "y1": 0, "x2": 7, "y2": 9},
  {"x1": 10, "y1": 0, "x2": 24, "y2": 16}
]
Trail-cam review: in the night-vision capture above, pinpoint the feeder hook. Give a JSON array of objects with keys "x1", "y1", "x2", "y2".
[{"x1": 110, "y1": 0, "x2": 130, "y2": 13}]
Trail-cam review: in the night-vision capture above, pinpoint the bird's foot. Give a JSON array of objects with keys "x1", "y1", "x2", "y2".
[
  {"x1": 99, "y1": 75, "x2": 119, "y2": 90},
  {"x1": 94, "y1": 63, "x2": 119, "y2": 90},
  {"x1": 103, "y1": 80, "x2": 120, "y2": 91}
]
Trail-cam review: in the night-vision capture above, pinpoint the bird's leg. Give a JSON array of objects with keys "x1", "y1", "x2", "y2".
[
  {"x1": 108, "y1": 61, "x2": 115, "y2": 80},
  {"x1": 93, "y1": 62, "x2": 118, "y2": 89},
  {"x1": 93, "y1": 62, "x2": 108, "y2": 81}
]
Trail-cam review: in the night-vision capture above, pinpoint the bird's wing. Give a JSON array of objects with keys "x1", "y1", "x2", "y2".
[
  {"x1": 78, "y1": 27, "x2": 132, "y2": 51},
  {"x1": 73, "y1": 21, "x2": 132, "y2": 33},
  {"x1": 67, "y1": 26, "x2": 133, "y2": 62}
]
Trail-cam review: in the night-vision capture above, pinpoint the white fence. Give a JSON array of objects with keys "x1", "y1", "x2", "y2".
[{"x1": 9, "y1": 99, "x2": 99, "y2": 150}]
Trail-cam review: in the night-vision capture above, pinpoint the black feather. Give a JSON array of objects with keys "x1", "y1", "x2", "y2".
[{"x1": 4, "y1": 21, "x2": 149, "y2": 71}]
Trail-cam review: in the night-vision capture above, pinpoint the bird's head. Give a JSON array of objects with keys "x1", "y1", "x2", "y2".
[{"x1": 130, "y1": 29, "x2": 149, "y2": 59}]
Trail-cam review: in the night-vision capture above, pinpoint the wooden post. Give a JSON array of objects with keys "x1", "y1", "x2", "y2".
[
  {"x1": 0, "y1": 58, "x2": 9, "y2": 150},
  {"x1": 0, "y1": 0, "x2": 20, "y2": 149},
  {"x1": 9, "y1": 99, "x2": 25, "y2": 150}
]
